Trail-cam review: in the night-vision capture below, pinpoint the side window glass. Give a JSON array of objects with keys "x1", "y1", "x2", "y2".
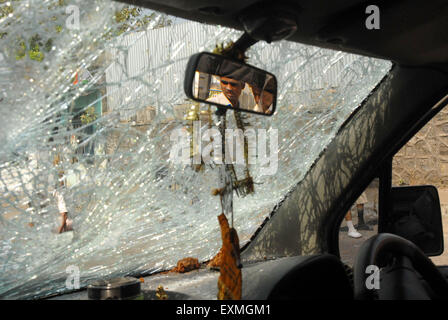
[
  {"x1": 338, "y1": 178, "x2": 379, "y2": 266},
  {"x1": 392, "y1": 109, "x2": 448, "y2": 265}
]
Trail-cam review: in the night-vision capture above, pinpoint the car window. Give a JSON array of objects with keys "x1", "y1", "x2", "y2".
[
  {"x1": 338, "y1": 178, "x2": 379, "y2": 267},
  {"x1": 0, "y1": 1, "x2": 392, "y2": 298},
  {"x1": 392, "y1": 108, "x2": 448, "y2": 266}
]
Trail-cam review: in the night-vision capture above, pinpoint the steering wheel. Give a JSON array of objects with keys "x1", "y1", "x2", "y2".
[{"x1": 353, "y1": 233, "x2": 448, "y2": 300}]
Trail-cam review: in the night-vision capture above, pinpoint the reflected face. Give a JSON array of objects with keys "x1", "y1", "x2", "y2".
[
  {"x1": 220, "y1": 76, "x2": 243, "y2": 106},
  {"x1": 251, "y1": 86, "x2": 274, "y2": 113}
]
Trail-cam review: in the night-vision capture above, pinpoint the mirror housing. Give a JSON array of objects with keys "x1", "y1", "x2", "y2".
[
  {"x1": 385, "y1": 185, "x2": 444, "y2": 256},
  {"x1": 184, "y1": 52, "x2": 277, "y2": 116}
]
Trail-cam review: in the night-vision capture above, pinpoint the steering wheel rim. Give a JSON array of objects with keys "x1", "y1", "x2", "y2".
[{"x1": 353, "y1": 233, "x2": 448, "y2": 300}]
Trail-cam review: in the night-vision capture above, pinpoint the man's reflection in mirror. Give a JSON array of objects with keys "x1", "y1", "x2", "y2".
[
  {"x1": 207, "y1": 76, "x2": 245, "y2": 108},
  {"x1": 206, "y1": 60, "x2": 248, "y2": 108},
  {"x1": 250, "y1": 76, "x2": 275, "y2": 115}
]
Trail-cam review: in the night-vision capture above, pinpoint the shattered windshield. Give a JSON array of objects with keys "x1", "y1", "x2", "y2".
[{"x1": 0, "y1": 0, "x2": 392, "y2": 299}]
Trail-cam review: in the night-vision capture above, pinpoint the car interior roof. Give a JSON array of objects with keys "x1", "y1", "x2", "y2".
[{"x1": 117, "y1": 0, "x2": 448, "y2": 68}]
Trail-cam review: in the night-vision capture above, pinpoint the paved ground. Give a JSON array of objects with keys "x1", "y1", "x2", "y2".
[
  {"x1": 339, "y1": 190, "x2": 448, "y2": 267},
  {"x1": 339, "y1": 211, "x2": 378, "y2": 266}
]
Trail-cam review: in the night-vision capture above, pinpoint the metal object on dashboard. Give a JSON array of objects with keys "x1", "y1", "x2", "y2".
[{"x1": 87, "y1": 277, "x2": 142, "y2": 300}]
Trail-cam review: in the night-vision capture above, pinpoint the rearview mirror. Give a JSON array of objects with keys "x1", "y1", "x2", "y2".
[
  {"x1": 184, "y1": 52, "x2": 277, "y2": 116},
  {"x1": 386, "y1": 185, "x2": 444, "y2": 256}
]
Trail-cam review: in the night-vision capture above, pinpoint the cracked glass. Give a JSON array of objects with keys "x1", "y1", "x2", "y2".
[{"x1": 0, "y1": 0, "x2": 392, "y2": 299}]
